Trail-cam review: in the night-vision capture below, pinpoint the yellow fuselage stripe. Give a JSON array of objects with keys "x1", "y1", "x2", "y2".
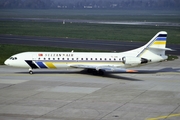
[{"x1": 45, "y1": 62, "x2": 56, "y2": 68}]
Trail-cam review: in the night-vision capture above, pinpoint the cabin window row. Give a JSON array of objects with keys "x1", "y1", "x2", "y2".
[{"x1": 38, "y1": 58, "x2": 122, "y2": 61}]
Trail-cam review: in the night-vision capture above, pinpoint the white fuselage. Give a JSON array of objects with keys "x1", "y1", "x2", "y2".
[
  {"x1": 4, "y1": 49, "x2": 166, "y2": 69},
  {"x1": 4, "y1": 51, "x2": 138, "y2": 69}
]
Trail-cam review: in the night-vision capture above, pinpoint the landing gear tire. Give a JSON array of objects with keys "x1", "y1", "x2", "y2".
[
  {"x1": 29, "y1": 68, "x2": 33, "y2": 75},
  {"x1": 87, "y1": 69, "x2": 93, "y2": 73},
  {"x1": 98, "y1": 69, "x2": 104, "y2": 76},
  {"x1": 29, "y1": 70, "x2": 33, "y2": 75},
  {"x1": 87, "y1": 69, "x2": 105, "y2": 76},
  {"x1": 92, "y1": 70, "x2": 98, "y2": 75}
]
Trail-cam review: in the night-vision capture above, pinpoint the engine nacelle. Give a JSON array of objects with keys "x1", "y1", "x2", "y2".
[{"x1": 122, "y1": 56, "x2": 148, "y2": 66}]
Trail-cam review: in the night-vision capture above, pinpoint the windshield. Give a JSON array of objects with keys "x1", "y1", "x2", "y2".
[{"x1": 9, "y1": 57, "x2": 17, "y2": 60}]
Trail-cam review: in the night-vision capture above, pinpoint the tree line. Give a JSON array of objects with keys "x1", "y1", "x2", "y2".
[{"x1": 0, "y1": 0, "x2": 180, "y2": 10}]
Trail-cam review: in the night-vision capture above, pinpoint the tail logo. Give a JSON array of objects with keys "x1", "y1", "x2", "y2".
[{"x1": 151, "y1": 34, "x2": 167, "y2": 46}]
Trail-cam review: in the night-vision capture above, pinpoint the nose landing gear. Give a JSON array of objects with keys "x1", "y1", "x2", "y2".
[{"x1": 29, "y1": 68, "x2": 33, "y2": 74}]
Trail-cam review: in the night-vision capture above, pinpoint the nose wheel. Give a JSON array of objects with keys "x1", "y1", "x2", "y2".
[{"x1": 29, "y1": 68, "x2": 33, "y2": 74}]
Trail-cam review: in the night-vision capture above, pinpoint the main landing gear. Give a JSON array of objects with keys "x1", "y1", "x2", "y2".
[
  {"x1": 87, "y1": 69, "x2": 105, "y2": 76},
  {"x1": 29, "y1": 68, "x2": 33, "y2": 75}
]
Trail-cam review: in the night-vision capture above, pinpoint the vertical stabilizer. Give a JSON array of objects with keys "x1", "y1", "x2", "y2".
[{"x1": 137, "y1": 31, "x2": 172, "y2": 62}]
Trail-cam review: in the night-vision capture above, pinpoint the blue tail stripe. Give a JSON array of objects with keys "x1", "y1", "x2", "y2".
[
  {"x1": 156, "y1": 37, "x2": 166, "y2": 41},
  {"x1": 36, "y1": 62, "x2": 47, "y2": 68}
]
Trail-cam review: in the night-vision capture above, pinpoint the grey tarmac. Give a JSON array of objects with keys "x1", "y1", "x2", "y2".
[{"x1": 0, "y1": 58, "x2": 180, "y2": 120}]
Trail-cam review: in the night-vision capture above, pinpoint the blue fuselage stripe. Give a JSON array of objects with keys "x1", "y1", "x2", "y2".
[{"x1": 36, "y1": 62, "x2": 47, "y2": 68}]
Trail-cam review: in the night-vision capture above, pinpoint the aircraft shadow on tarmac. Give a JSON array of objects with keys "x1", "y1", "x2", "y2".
[
  {"x1": 16, "y1": 70, "x2": 142, "y2": 81},
  {"x1": 16, "y1": 67, "x2": 180, "y2": 81},
  {"x1": 135, "y1": 67, "x2": 180, "y2": 74},
  {"x1": 103, "y1": 74, "x2": 142, "y2": 81}
]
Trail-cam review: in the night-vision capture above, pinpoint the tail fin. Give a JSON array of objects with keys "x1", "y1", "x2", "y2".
[
  {"x1": 137, "y1": 31, "x2": 173, "y2": 61},
  {"x1": 149, "y1": 31, "x2": 167, "y2": 49}
]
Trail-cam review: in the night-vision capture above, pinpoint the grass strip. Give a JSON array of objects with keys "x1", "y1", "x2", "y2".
[
  {"x1": 0, "y1": 21, "x2": 179, "y2": 44},
  {"x1": 0, "y1": 9, "x2": 180, "y2": 22}
]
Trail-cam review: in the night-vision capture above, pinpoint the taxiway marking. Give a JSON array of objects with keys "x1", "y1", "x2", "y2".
[{"x1": 146, "y1": 113, "x2": 180, "y2": 120}]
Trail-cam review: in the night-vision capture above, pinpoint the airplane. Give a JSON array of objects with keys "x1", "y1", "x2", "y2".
[{"x1": 4, "y1": 31, "x2": 173, "y2": 75}]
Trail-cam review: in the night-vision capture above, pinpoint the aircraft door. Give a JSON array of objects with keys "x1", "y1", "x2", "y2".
[{"x1": 32, "y1": 54, "x2": 37, "y2": 61}]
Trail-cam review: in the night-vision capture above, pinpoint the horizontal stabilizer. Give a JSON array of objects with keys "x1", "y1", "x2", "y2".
[{"x1": 148, "y1": 47, "x2": 175, "y2": 51}]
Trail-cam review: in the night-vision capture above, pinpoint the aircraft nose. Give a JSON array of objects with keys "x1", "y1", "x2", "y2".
[{"x1": 4, "y1": 59, "x2": 9, "y2": 66}]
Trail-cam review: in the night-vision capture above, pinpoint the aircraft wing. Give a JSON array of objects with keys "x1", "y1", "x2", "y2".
[{"x1": 69, "y1": 64, "x2": 137, "y2": 73}]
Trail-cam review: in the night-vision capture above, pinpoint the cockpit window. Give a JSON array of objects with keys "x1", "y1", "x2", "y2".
[{"x1": 9, "y1": 57, "x2": 17, "y2": 60}]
